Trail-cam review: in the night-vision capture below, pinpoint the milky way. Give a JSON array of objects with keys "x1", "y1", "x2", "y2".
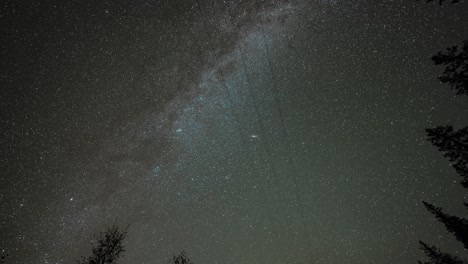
[{"x1": 1, "y1": 1, "x2": 468, "y2": 263}]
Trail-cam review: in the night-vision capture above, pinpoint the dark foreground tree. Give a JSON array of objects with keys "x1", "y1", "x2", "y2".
[
  {"x1": 418, "y1": 140, "x2": 468, "y2": 263},
  {"x1": 431, "y1": 41, "x2": 468, "y2": 96},
  {"x1": 78, "y1": 223, "x2": 129, "y2": 264},
  {"x1": 418, "y1": 241, "x2": 464, "y2": 264},
  {"x1": 419, "y1": 124, "x2": 468, "y2": 263},
  {"x1": 426, "y1": 126, "x2": 468, "y2": 188},
  {"x1": 417, "y1": 2, "x2": 468, "y2": 262},
  {"x1": 169, "y1": 251, "x2": 194, "y2": 264},
  {"x1": 419, "y1": 88, "x2": 468, "y2": 264},
  {"x1": 422, "y1": 201, "x2": 468, "y2": 249},
  {"x1": 420, "y1": 122, "x2": 468, "y2": 264}
]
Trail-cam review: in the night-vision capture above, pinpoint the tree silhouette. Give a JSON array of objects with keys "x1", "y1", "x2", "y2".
[
  {"x1": 168, "y1": 251, "x2": 194, "y2": 264},
  {"x1": 422, "y1": 201, "x2": 468, "y2": 249},
  {"x1": 431, "y1": 41, "x2": 468, "y2": 96},
  {"x1": 418, "y1": 241, "x2": 463, "y2": 264},
  {"x1": 78, "y1": 223, "x2": 129, "y2": 264},
  {"x1": 426, "y1": 126, "x2": 468, "y2": 188},
  {"x1": 417, "y1": 13, "x2": 468, "y2": 264},
  {"x1": 417, "y1": 1, "x2": 468, "y2": 261},
  {"x1": 420, "y1": 117, "x2": 468, "y2": 264},
  {"x1": 419, "y1": 86, "x2": 468, "y2": 264}
]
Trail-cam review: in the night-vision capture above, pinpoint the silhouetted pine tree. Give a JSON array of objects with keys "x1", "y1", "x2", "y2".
[
  {"x1": 169, "y1": 251, "x2": 194, "y2": 264},
  {"x1": 422, "y1": 201, "x2": 468, "y2": 249},
  {"x1": 417, "y1": 2, "x2": 468, "y2": 260},
  {"x1": 417, "y1": 241, "x2": 463, "y2": 264},
  {"x1": 419, "y1": 92, "x2": 468, "y2": 263},
  {"x1": 431, "y1": 41, "x2": 468, "y2": 96},
  {"x1": 78, "y1": 223, "x2": 129, "y2": 264},
  {"x1": 426, "y1": 126, "x2": 468, "y2": 188},
  {"x1": 420, "y1": 128, "x2": 468, "y2": 262}
]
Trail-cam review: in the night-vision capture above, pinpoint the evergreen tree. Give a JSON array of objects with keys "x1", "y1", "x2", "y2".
[
  {"x1": 417, "y1": 2, "x2": 468, "y2": 261},
  {"x1": 419, "y1": 85, "x2": 468, "y2": 263},
  {"x1": 169, "y1": 251, "x2": 194, "y2": 264},
  {"x1": 417, "y1": 241, "x2": 463, "y2": 264},
  {"x1": 422, "y1": 201, "x2": 468, "y2": 249},
  {"x1": 431, "y1": 41, "x2": 468, "y2": 96},
  {"x1": 426, "y1": 126, "x2": 468, "y2": 188},
  {"x1": 78, "y1": 223, "x2": 129, "y2": 264}
]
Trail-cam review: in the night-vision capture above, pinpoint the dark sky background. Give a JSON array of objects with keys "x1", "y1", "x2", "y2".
[{"x1": 1, "y1": 0, "x2": 468, "y2": 263}]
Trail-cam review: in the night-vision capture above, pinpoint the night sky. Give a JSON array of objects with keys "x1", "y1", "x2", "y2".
[{"x1": 1, "y1": 0, "x2": 468, "y2": 263}]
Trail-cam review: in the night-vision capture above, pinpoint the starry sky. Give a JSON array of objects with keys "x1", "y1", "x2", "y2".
[{"x1": 1, "y1": 0, "x2": 468, "y2": 263}]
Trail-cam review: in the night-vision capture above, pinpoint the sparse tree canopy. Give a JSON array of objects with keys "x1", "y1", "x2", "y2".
[
  {"x1": 432, "y1": 41, "x2": 468, "y2": 96},
  {"x1": 422, "y1": 201, "x2": 468, "y2": 249},
  {"x1": 420, "y1": 115, "x2": 468, "y2": 264},
  {"x1": 417, "y1": 241, "x2": 463, "y2": 264},
  {"x1": 169, "y1": 251, "x2": 194, "y2": 264},
  {"x1": 426, "y1": 126, "x2": 468, "y2": 188},
  {"x1": 417, "y1": 1, "x2": 468, "y2": 260},
  {"x1": 78, "y1": 223, "x2": 129, "y2": 264},
  {"x1": 420, "y1": 116, "x2": 468, "y2": 264}
]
